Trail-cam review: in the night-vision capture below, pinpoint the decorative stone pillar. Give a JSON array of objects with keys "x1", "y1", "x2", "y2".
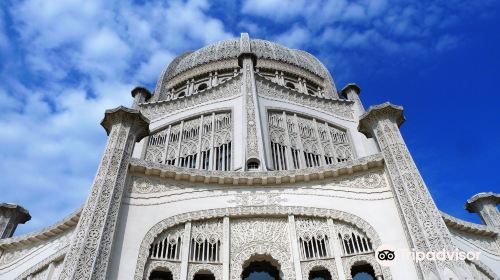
[
  {"x1": 131, "y1": 86, "x2": 152, "y2": 109},
  {"x1": 327, "y1": 219, "x2": 346, "y2": 280},
  {"x1": 358, "y1": 102, "x2": 467, "y2": 279},
  {"x1": 0, "y1": 203, "x2": 30, "y2": 239},
  {"x1": 180, "y1": 222, "x2": 192, "y2": 280},
  {"x1": 341, "y1": 84, "x2": 364, "y2": 115},
  {"x1": 465, "y1": 192, "x2": 500, "y2": 229},
  {"x1": 59, "y1": 106, "x2": 149, "y2": 280},
  {"x1": 239, "y1": 32, "x2": 267, "y2": 171},
  {"x1": 287, "y1": 215, "x2": 303, "y2": 280},
  {"x1": 222, "y1": 217, "x2": 230, "y2": 280}
]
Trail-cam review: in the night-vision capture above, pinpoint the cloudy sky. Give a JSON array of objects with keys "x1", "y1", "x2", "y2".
[{"x1": 1, "y1": 0, "x2": 499, "y2": 236}]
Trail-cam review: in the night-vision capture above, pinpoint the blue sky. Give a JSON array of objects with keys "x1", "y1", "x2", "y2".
[{"x1": 0, "y1": 0, "x2": 499, "y2": 236}]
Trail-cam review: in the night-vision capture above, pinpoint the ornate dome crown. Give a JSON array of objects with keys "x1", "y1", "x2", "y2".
[{"x1": 154, "y1": 33, "x2": 337, "y2": 100}]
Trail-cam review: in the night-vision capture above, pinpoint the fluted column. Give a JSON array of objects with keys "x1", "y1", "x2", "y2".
[
  {"x1": 358, "y1": 102, "x2": 467, "y2": 279},
  {"x1": 59, "y1": 106, "x2": 149, "y2": 280}
]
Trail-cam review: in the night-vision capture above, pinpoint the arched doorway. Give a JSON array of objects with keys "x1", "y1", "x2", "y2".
[
  {"x1": 309, "y1": 269, "x2": 332, "y2": 280},
  {"x1": 193, "y1": 272, "x2": 216, "y2": 280},
  {"x1": 149, "y1": 269, "x2": 173, "y2": 280},
  {"x1": 351, "y1": 263, "x2": 376, "y2": 280},
  {"x1": 242, "y1": 260, "x2": 281, "y2": 280}
]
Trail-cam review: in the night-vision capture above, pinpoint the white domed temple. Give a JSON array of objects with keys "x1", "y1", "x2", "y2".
[{"x1": 1, "y1": 33, "x2": 499, "y2": 280}]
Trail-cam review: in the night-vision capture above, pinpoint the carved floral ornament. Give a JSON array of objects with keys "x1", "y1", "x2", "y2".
[
  {"x1": 134, "y1": 206, "x2": 383, "y2": 280},
  {"x1": 188, "y1": 263, "x2": 222, "y2": 280},
  {"x1": 342, "y1": 254, "x2": 391, "y2": 280},
  {"x1": 145, "y1": 260, "x2": 180, "y2": 280}
]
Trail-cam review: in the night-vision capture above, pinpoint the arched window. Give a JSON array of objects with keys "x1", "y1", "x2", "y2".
[
  {"x1": 247, "y1": 159, "x2": 260, "y2": 171},
  {"x1": 338, "y1": 232, "x2": 372, "y2": 256},
  {"x1": 197, "y1": 83, "x2": 208, "y2": 91},
  {"x1": 351, "y1": 264, "x2": 376, "y2": 280},
  {"x1": 177, "y1": 91, "x2": 186, "y2": 98},
  {"x1": 149, "y1": 270, "x2": 173, "y2": 280},
  {"x1": 189, "y1": 220, "x2": 223, "y2": 263},
  {"x1": 149, "y1": 226, "x2": 183, "y2": 261},
  {"x1": 285, "y1": 82, "x2": 295, "y2": 89}
]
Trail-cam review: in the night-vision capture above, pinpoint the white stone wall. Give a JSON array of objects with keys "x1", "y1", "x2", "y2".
[{"x1": 108, "y1": 167, "x2": 418, "y2": 280}]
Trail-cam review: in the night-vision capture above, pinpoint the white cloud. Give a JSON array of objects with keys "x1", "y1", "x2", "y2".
[
  {"x1": 2, "y1": 0, "x2": 234, "y2": 235},
  {"x1": 274, "y1": 25, "x2": 311, "y2": 49},
  {"x1": 241, "y1": 0, "x2": 306, "y2": 21},
  {"x1": 136, "y1": 51, "x2": 175, "y2": 84}
]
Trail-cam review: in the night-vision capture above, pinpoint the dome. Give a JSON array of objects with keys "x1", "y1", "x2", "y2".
[{"x1": 154, "y1": 33, "x2": 337, "y2": 98}]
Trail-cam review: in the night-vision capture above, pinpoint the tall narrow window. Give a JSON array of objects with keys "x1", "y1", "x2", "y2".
[
  {"x1": 214, "y1": 142, "x2": 231, "y2": 171},
  {"x1": 304, "y1": 152, "x2": 321, "y2": 168},
  {"x1": 200, "y1": 150, "x2": 210, "y2": 170},
  {"x1": 179, "y1": 154, "x2": 197, "y2": 169},
  {"x1": 271, "y1": 141, "x2": 287, "y2": 170},
  {"x1": 291, "y1": 148, "x2": 300, "y2": 169}
]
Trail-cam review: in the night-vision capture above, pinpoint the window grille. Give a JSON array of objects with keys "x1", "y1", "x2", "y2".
[
  {"x1": 144, "y1": 112, "x2": 232, "y2": 171},
  {"x1": 268, "y1": 110, "x2": 353, "y2": 170}
]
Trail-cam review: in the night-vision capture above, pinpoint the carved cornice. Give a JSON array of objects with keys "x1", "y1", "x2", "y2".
[
  {"x1": 441, "y1": 211, "x2": 498, "y2": 237},
  {"x1": 129, "y1": 154, "x2": 384, "y2": 186},
  {"x1": 358, "y1": 102, "x2": 405, "y2": 138},
  {"x1": 0, "y1": 207, "x2": 81, "y2": 249}
]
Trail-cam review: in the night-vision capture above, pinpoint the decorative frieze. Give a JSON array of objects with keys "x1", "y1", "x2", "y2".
[{"x1": 227, "y1": 194, "x2": 287, "y2": 206}]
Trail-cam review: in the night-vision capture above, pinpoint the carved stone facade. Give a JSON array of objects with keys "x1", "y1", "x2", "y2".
[{"x1": 1, "y1": 33, "x2": 499, "y2": 280}]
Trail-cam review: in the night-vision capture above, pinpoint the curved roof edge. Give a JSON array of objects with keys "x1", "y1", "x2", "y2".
[{"x1": 441, "y1": 211, "x2": 498, "y2": 237}]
